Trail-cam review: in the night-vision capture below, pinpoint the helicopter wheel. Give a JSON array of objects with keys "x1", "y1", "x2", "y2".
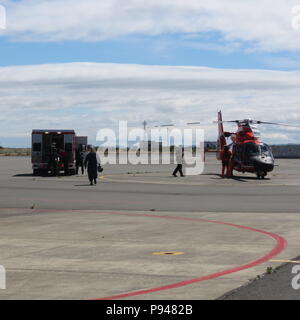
[
  {"x1": 256, "y1": 172, "x2": 267, "y2": 179},
  {"x1": 262, "y1": 172, "x2": 267, "y2": 179},
  {"x1": 256, "y1": 172, "x2": 262, "y2": 179}
]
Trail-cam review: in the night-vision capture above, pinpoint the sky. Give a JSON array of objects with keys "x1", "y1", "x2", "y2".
[{"x1": 0, "y1": 0, "x2": 300, "y2": 147}]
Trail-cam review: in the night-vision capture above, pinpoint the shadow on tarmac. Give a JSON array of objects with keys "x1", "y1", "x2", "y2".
[
  {"x1": 13, "y1": 173, "x2": 72, "y2": 178},
  {"x1": 204, "y1": 172, "x2": 271, "y2": 182}
]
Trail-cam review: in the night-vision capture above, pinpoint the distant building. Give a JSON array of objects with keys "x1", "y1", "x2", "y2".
[{"x1": 270, "y1": 145, "x2": 300, "y2": 158}]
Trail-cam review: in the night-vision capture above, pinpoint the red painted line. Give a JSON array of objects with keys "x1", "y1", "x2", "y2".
[
  {"x1": 0, "y1": 208, "x2": 288, "y2": 299},
  {"x1": 93, "y1": 211, "x2": 287, "y2": 300}
]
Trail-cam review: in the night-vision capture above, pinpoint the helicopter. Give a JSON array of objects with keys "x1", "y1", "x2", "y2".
[{"x1": 216, "y1": 111, "x2": 300, "y2": 179}]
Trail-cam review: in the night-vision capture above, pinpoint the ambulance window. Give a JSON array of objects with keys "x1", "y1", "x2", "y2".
[
  {"x1": 33, "y1": 143, "x2": 41, "y2": 152},
  {"x1": 65, "y1": 143, "x2": 72, "y2": 152}
]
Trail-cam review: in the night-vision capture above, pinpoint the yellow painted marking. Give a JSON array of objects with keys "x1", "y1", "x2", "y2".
[
  {"x1": 152, "y1": 251, "x2": 184, "y2": 256},
  {"x1": 270, "y1": 259, "x2": 300, "y2": 264}
]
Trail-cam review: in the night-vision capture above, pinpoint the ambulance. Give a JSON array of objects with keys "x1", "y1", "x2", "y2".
[{"x1": 31, "y1": 129, "x2": 77, "y2": 176}]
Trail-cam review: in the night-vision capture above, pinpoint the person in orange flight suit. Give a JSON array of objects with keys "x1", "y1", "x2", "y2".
[{"x1": 220, "y1": 145, "x2": 232, "y2": 178}]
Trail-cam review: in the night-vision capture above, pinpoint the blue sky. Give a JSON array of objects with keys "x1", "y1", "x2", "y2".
[
  {"x1": 1, "y1": 0, "x2": 300, "y2": 147},
  {"x1": 0, "y1": 35, "x2": 299, "y2": 71}
]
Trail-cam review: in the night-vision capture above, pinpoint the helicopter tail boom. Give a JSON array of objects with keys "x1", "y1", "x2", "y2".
[{"x1": 217, "y1": 111, "x2": 227, "y2": 160}]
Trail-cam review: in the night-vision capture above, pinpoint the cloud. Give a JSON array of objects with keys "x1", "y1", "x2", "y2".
[
  {"x1": 263, "y1": 133, "x2": 291, "y2": 141},
  {"x1": 0, "y1": 0, "x2": 299, "y2": 52},
  {"x1": 1, "y1": 62, "x2": 300, "y2": 146}
]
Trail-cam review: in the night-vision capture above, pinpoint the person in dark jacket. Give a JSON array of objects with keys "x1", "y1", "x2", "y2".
[
  {"x1": 47, "y1": 146, "x2": 60, "y2": 176},
  {"x1": 84, "y1": 148, "x2": 99, "y2": 185},
  {"x1": 76, "y1": 149, "x2": 85, "y2": 175}
]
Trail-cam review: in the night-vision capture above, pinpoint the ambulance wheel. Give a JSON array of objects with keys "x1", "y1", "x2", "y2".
[
  {"x1": 69, "y1": 169, "x2": 76, "y2": 176},
  {"x1": 33, "y1": 169, "x2": 39, "y2": 176}
]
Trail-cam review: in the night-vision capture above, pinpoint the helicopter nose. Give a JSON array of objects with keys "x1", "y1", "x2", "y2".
[{"x1": 252, "y1": 157, "x2": 274, "y2": 172}]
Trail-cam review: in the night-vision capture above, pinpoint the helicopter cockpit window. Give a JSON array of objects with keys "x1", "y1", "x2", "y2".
[
  {"x1": 260, "y1": 144, "x2": 272, "y2": 157},
  {"x1": 245, "y1": 143, "x2": 260, "y2": 157}
]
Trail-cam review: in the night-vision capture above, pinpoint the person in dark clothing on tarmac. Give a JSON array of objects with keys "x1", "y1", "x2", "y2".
[
  {"x1": 47, "y1": 146, "x2": 59, "y2": 176},
  {"x1": 172, "y1": 146, "x2": 185, "y2": 177},
  {"x1": 76, "y1": 149, "x2": 85, "y2": 175},
  {"x1": 221, "y1": 145, "x2": 232, "y2": 178},
  {"x1": 84, "y1": 148, "x2": 99, "y2": 185},
  {"x1": 59, "y1": 149, "x2": 69, "y2": 176}
]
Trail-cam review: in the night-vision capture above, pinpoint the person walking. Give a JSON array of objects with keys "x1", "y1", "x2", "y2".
[
  {"x1": 76, "y1": 149, "x2": 85, "y2": 175},
  {"x1": 84, "y1": 148, "x2": 99, "y2": 185},
  {"x1": 172, "y1": 146, "x2": 184, "y2": 177}
]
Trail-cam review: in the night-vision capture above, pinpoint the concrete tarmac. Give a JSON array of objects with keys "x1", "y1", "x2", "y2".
[{"x1": 0, "y1": 154, "x2": 300, "y2": 299}]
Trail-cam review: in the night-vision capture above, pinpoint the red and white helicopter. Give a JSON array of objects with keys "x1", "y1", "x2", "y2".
[{"x1": 216, "y1": 111, "x2": 300, "y2": 179}]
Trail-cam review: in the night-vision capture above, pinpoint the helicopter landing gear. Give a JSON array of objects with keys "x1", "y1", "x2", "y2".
[{"x1": 256, "y1": 171, "x2": 267, "y2": 179}]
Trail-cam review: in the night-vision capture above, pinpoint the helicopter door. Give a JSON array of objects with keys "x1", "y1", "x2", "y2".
[
  {"x1": 243, "y1": 144, "x2": 251, "y2": 165},
  {"x1": 234, "y1": 144, "x2": 243, "y2": 164}
]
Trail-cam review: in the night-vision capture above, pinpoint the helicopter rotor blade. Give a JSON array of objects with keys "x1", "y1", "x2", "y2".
[
  {"x1": 213, "y1": 120, "x2": 239, "y2": 124},
  {"x1": 187, "y1": 122, "x2": 201, "y2": 125},
  {"x1": 214, "y1": 119, "x2": 300, "y2": 128},
  {"x1": 153, "y1": 124, "x2": 175, "y2": 128},
  {"x1": 253, "y1": 121, "x2": 300, "y2": 128}
]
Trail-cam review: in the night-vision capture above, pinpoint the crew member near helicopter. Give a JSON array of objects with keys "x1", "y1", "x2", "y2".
[
  {"x1": 220, "y1": 145, "x2": 232, "y2": 178},
  {"x1": 172, "y1": 146, "x2": 185, "y2": 177}
]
